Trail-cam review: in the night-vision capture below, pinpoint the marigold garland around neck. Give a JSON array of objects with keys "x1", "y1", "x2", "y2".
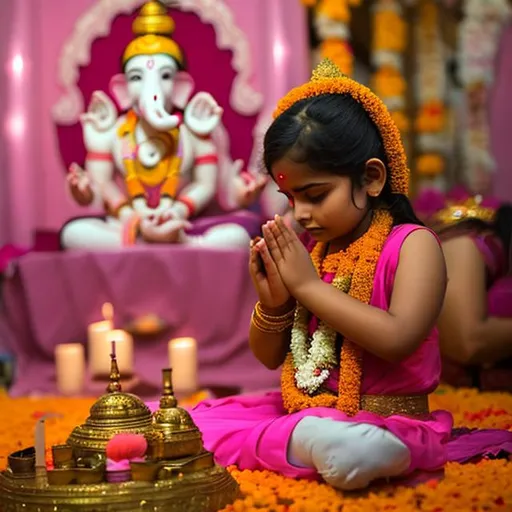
[
  {"x1": 274, "y1": 58, "x2": 409, "y2": 196},
  {"x1": 281, "y1": 209, "x2": 394, "y2": 416}
]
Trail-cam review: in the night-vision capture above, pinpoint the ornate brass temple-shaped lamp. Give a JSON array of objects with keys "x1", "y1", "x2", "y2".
[
  {"x1": 145, "y1": 368, "x2": 203, "y2": 460},
  {"x1": 67, "y1": 342, "x2": 152, "y2": 458}
]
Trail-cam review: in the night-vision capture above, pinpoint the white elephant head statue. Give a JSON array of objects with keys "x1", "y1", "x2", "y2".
[{"x1": 109, "y1": 1, "x2": 195, "y2": 131}]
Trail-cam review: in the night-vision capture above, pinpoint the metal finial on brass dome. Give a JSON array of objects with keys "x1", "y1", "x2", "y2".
[
  {"x1": 145, "y1": 368, "x2": 203, "y2": 461},
  {"x1": 160, "y1": 368, "x2": 178, "y2": 409},
  {"x1": 106, "y1": 341, "x2": 122, "y2": 394}
]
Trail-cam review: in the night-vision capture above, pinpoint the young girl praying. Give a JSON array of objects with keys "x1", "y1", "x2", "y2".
[{"x1": 188, "y1": 60, "x2": 512, "y2": 490}]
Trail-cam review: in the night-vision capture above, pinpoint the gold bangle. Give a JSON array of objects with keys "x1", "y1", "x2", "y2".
[
  {"x1": 256, "y1": 302, "x2": 295, "y2": 321},
  {"x1": 251, "y1": 301, "x2": 295, "y2": 334}
]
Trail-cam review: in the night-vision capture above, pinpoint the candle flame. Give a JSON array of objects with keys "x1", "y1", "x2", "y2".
[
  {"x1": 170, "y1": 337, "x2": 197, "y2": 348},
  {"x1": 102, "y1": 302, "x2": 114, "y2": 322}
]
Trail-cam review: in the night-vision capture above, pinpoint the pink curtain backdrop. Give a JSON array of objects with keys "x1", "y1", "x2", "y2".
[
  {"x1": 0, "y1": 0, "x2": 309, "y2": 246},
  {"x1": 490, "y1": 22, "x2": 512, "y2": 203}
]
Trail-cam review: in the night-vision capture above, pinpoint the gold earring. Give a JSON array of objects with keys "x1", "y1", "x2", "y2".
[{"x1": 368, "y1": 191, "x2": 377, "y2": 197}]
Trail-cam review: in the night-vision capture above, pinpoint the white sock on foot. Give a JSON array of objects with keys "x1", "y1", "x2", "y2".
[{"x1": 288, "y1": 416, "x2": 411, "y2": 490}]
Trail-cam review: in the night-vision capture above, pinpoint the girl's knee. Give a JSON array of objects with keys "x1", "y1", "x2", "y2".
[
  {"x1": 289, "y1": 417, "x2": 411, "y2": 491},
  {"x1": 322, "y1": 424, "x2": 411, "y2": 490}
]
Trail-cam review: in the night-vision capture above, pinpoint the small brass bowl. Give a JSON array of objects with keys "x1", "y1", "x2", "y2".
[
  {"x1": 47, "y1": 466, "x2": 106, "y2": 486},
  {"x1": 7, "y1": 447, "x2": 35, "y2": 475},
  {"x1": 75, "y1": 466, "x2": 105, "y2": 485},
  {"x1": 131, "y1": 461, "x2": 161, "y2": 482},
  {"x1": 47, "y1": 468, "x2": 75, "y2": 486},
  {"x1": 51, "y1": 444, "x2": 75, "y2": 469},
  {"x1": 158, "y1": 451, "x2": 214, "y2": 479},
  {"x1": 146, "y1": 436, "x2": 203, "y2": 461}
]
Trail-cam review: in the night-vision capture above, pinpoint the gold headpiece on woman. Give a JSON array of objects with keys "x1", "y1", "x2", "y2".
[
  {"x1": 122, "y1": 1, "x2": 183, "y2": 67},
  {"x1": 432, "y1": 195, "x2": 496, "y2": 227},
  {"x1": 274, "y1": 59, "x2": 409, "y2": 196}
]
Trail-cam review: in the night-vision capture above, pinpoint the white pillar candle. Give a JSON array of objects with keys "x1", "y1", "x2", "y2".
[
  {"x1": 88, "y1": 303, "x2": 115, "y2": 378},
  {"x1": 54, "y1": 343, "x2": 85, "y2": 395},
  {"x1": 106, "y1": 329, "x2": 134, "y2": 377},
  {"x1": 168, "y1": 337, "x2": 198, "y2": 394},
  {"x1": 87, "y1": 319, "x2": 114, "y2": 377}
]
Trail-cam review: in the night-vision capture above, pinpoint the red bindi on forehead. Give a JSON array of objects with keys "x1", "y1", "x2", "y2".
[{"x1": 146, "y1": 58, "x2": 155, "y2": 69}]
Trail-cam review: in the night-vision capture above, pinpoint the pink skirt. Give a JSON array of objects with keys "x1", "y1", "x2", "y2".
[
  {"x1": 147, "y1": 391, "x2": 512, "y2": 479},
  {"x1": 186, "y1": 391, "x2": 453, "y2": 478}
]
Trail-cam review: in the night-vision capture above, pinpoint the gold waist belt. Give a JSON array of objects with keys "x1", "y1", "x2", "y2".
[{"x1": 360, "y1": 394, "x2": 430, "y2": 417}]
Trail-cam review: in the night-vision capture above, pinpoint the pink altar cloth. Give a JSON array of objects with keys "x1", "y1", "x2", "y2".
[{"x1": 2, "y1": 246, "x2": 281, "y2": 397}]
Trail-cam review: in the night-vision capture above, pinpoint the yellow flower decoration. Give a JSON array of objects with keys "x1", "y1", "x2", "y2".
[
  {"x1": 317, "y1": 0, "x2": 350, "y2": 22},
  {"x1": 371, "y1": 66, "x2": 407, "y2": 99},
  {"x1": 416, "y1": 153, "x2": 445, "y2": 177},
  {"x1": 373, "y1": 10, "x2": 406, "y2": 53},
  {"x1": 2, "y1": 387, "x2": 512, "y2": 511},
  {"x1": 390, "y1": 110, "x2": 410, "y2": 133},
  {"x1": 320, "y1": 39, "x2": 353, "y2": 76},
  {"x1": 415, "y1": 101, "x2": 446, "y2": 133}
]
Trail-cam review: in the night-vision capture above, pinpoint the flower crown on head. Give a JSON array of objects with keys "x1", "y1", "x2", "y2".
[
  {"x1": 432, "y1": 194, "x2": 496, "y2": 227},
  {"x1": 273, "y1": 58, "x2": 409, "y2": 196}
]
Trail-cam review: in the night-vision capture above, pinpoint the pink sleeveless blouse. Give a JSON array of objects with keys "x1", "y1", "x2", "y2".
[{"x1": 301, "y1": 224, "x2": 440, "y2": 396}]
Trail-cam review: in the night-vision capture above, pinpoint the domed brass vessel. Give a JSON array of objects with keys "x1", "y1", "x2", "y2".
[
  {"x1": 67, "y1": 348, "x2": 152, "y2": 458},
  {"x1": 0, "y1": 360, "x2": 239, "y2": 511},
  {"x1": 145, "y1": 368, "x2": 203, "y2": 460}
]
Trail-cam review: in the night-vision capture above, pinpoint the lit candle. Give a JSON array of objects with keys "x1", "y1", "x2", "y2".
[
  {"x1": 106, "y1": 329, "x2": 134, "y2": 377},
  {"x1": 168, "y1": 337, "x2": 198, "y2": 394},
  {"x1": 88, "y1": 303, "x2": 114, "y2": 378},
  {"x1": 54, "y1": 343, "x2": 85, "y2": 395}
]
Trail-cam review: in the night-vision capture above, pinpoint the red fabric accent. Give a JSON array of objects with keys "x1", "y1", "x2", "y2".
[
  {"x1": 194, "y1": 154, "x2": 218, "y2": 166},
  {"x1": 86, "y1": 152, "x2": 113, "y2": 162},
  {"x1": 179, "y1": 196, "x2": 196, "y2": 217}
]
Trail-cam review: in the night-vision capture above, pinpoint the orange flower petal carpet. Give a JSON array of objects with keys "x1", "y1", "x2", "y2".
[{"x1": 1, "y1": 386, "x2": 511, "y2": 511}]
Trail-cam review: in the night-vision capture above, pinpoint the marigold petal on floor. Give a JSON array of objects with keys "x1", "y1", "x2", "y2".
[{"x1": 1, "y1": 386, "x2": 511, "y2": 511}]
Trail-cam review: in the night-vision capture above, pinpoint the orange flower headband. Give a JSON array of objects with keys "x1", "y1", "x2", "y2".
[{"x1": 273, "y1": 58, "x2": 410, "y2": 196}]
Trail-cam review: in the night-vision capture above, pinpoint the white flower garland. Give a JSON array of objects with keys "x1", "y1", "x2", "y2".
[
  {"x1": 290, "y1": 304, "x2": 337, "y2": 394},
  {"x1": 372, "y1": 0, "x2": 406, "y2": 112},
  {"x1": 458, "y1": 0, "x2": 510, "y2": 191},
  {"x1": 412, "y1": 0, "x2": 448, "y2": 185},
  {"x1": 415, "y1": 0, "x2": 447, "y2": 153},
  {"x1": 312, "y1": 0, "x2": 360, "y2": 76},
  {"x1": 290, "y1": 276, "x2": 348, "y2": 395}
]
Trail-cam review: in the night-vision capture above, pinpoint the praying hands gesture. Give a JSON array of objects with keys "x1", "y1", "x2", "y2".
[
  {"x1": 256, "y1": 215, "x2": 320, "y2": 301},
  {"x1": 263, "y1": 215, "x2": 320, "y2": 298},
  {"x1": 249, "y1": 234, "x2": 291, "y2": 310}
]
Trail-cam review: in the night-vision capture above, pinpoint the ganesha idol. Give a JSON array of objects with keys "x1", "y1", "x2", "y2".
[{"x1": 61, "y1": 0, "x2": 270, "y2": 250}]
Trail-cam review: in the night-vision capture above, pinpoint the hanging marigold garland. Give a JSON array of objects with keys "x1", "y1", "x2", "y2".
[
  {"x1": 414, "y1": 0, "x2": 447, "y2": 181},
  {"x1": 300, "y1": 0, "x2": 362, "y2": 76},
  {"x1": 371, "y1": 0, "x2": 409, "y2": 135},
  {"x1": 459, "y1": 0, "x2": 511, "y2": 193}
]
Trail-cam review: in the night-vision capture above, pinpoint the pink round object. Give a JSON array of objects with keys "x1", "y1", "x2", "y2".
[{"x1": 105, "y1": 433, "x2": 148, "y2": 462}]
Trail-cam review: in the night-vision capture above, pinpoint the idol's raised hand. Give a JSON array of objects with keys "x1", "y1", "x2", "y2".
[
  {"x1": 249, "y1": 236, "x2": 291, "y2": 309},
  {"x1": 263, "y1": 215, "x2": 319, "y2": 297}
]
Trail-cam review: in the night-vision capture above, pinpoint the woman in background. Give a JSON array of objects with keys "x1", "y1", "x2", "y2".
[{"x1": 429, "y1": 195, "x2": 512, "y2": 390}]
